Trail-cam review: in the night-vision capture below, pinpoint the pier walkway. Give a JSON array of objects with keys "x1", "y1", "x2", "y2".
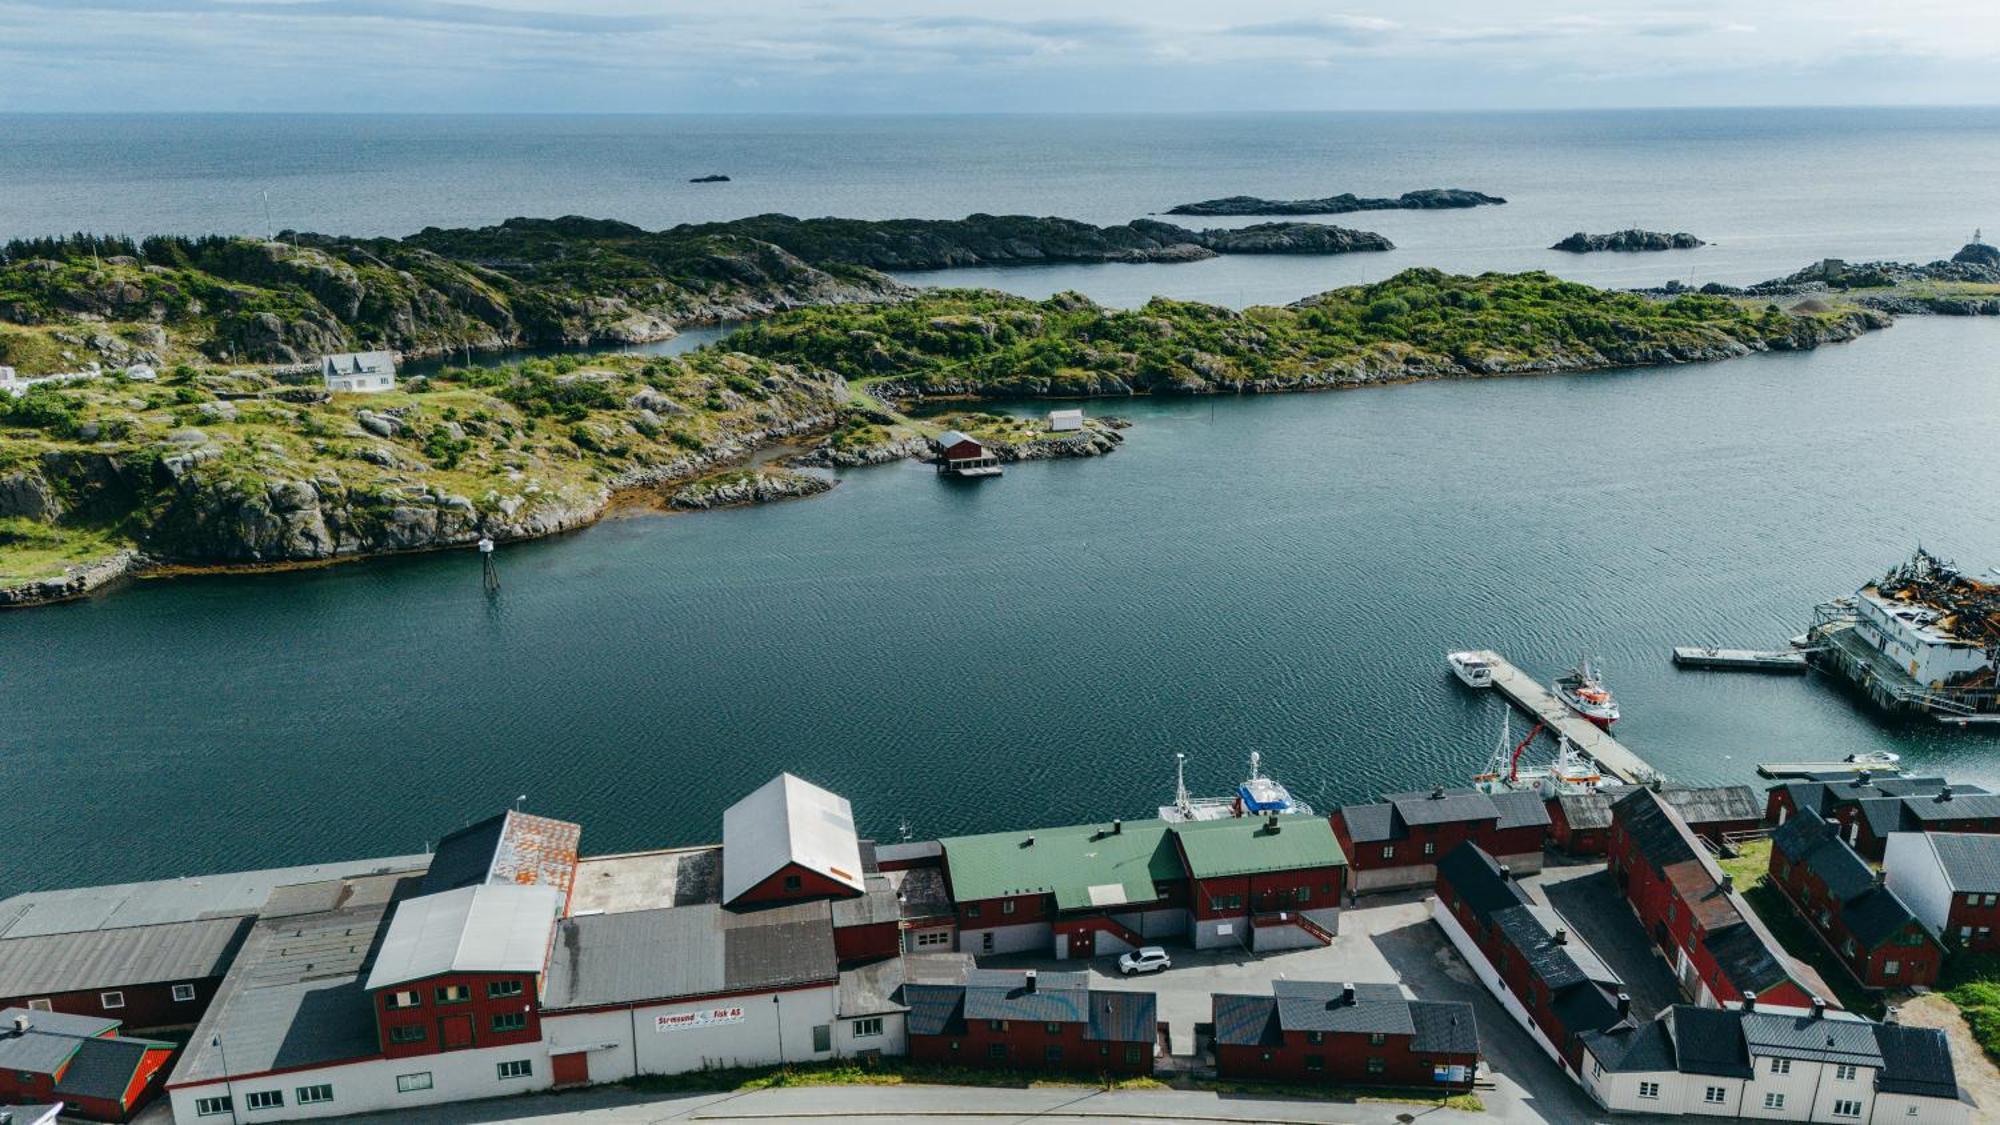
[{"x1": 1465, "y1": 650, "x2": 1661, "y2": 784}]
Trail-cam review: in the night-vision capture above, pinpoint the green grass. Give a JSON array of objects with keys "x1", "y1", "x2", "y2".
[
  {"x1": 0, "y1": 517, "x2": 133, "y2": 582},
  {"x1": 1193, "y1": 1076, "x2": 1482, "y2": 1111},
  {"x1": 1937, "y1": 954, "x2": 2000, "y2": 1065},
  {"x1": 1719, "y1": 839, "x2": 1884, "y2": 1017},
  {"x1": 622, "y1": 1059, "x2": 1166, "y2": 1095}
]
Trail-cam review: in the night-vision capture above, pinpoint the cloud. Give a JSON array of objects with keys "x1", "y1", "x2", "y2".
[{"x1": 1223, "y1": 15, "x2": 1399, "y2": 44}]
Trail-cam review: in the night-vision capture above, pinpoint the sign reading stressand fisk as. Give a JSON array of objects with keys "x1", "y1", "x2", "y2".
[{"x1": 655, "y1": 1006, "x2": 746, "y2": 1033}]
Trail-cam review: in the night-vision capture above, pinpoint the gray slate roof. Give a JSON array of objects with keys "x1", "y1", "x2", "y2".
[
  {"x1": 1666, "y1": 1005, "x2": 1754, "y2": 1077},
  {"x1": 0, "y1": 1009, "x2": 119, "y2": 1075},
  {"x1": 831, "y1": 874, "x2": 902, "y2": 929},
  {"x1": 836, "y1": 957, "x2": 908, "y2": 1019},
  {"x1": 1488, "y1": 791, "x2": 1551, "y2": 831},
  {"x1": 1409, "y1": 1001, "x2": 1480, "y2": 1055},
  {"x1": 1580, "y1": 1020, "x2": 1678, "y2": 1073},
  {"x1": 1774, "y1": 810, "x2": 1928, "y2": 948},
  {"x1": 541, "y1": 901, "x2": 835, "y2": 1011},
  {"x1": 1211, "y1": 994, "x2": 1281, "y2": 1047},
  {"x1": 1384, "y1": 788, "x2": 1500, "y2": 828},
  {"x1": 363, "y1": 882, "x2": 563, "y2": 991},
  {"x1": 903, "y1": 983, "x2": 966, "y2": 1037},
  {"x1": 0, "y1": 916, "x2": 249, "y2": 997},
  {"x1": 1564, "y1": 785, "x2": 1762, "y2": 832},
  {"x1": 1271, "y1": 981, "x2": 1413, "y2": 1035},
  {"x1": 1088, "y1": 990, "x2": 1156, "y2": 1046},
  {"x1": 1874, "y1": 1022, "x2": 1961, "y2": 1098},
  {"x1": 1920, "y1": 832, "x2": 2000, "y2": 893},
  {"x1": 1740, "y1": 1009, "x2": 1883, "y2": 1066},
  {"x1": 53, "y1": 1035, "x2": 164, "y2": 1102},
  {"x1": 0, "y1": 854, "x2": 429, "y2": 939},
  {"x1": 962, "y1": 969, "x2": 1088, "y2": 1024},
  {"x1": 914, "y1": 970, "x2": 1153, "y2": 1045},
  {"x1": 1338, "y1": 803, "x2": 1402, "y2": 844},
  {"x1": 722, "y1": 774, "x2": 866, "y2": 905}
]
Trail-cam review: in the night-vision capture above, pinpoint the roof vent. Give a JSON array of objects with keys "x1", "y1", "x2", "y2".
[
  {"x1": 10, "y1": 1013, "x2": 26, "y2": 1034},
  {"x1": 1266, "y1": 812, "x2": 1280, "y2": 830},
  {"x1": 1498, "y1": 864, "x2": 1512, "y2": 881},
  {"x1": 1431, "y1": 786, "x2": 1446, "y2": 800},
  {"x1": 1742, "y1": 990, "x2": 1757, "y2": 1012},
  {"x1": 1340, "y1": 982, "x2": 1355, "y2": 1005},
  {"x1": 1811, "y1": 997, "x2": 1827, "y2": 1019},
  {"x1": 1721, "y1": 873, "x2": 1735, "y2": 892},
  {"x1": 1553, "y1": 927, "x2": 1568, "y2": 946},
  {"x1": 1024, "y1": 969, "x2": 1038, "y2": 993},
  {"x1": 1111, "y1": 819, "x2": 1122, "y2": 836},
  {"x1": 1616, "y1": 992, "x2": 1631, "y2": 1018},
  {"x1": 1856, "y1": 771, "x2": 1872, "y2": 786},
  {"x1": 1023, "y1": 835, "x2": 1036, "y2": 847},
  {"x1": 1938, "y1": 786, "x2": 1954, "y2": 803}
]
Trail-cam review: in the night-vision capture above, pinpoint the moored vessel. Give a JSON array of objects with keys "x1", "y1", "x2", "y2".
[
  {"x1": 1447, "y1": 651, "x2": 1495, "y2": 687},
  {"x1": 1160, "y1": 751, "x2": 1315, "y2": 822},
  {"x1": 1473, "y1": 712, "x2": 1605, "y2": 797},
  {"x1": 1553, "y1": 659, "x2": 1619, "y2": 728}
]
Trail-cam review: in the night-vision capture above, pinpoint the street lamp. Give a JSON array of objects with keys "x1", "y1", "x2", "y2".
[{"x1": 211, "y1": 1035, "x2": 240, "y2": 1125}]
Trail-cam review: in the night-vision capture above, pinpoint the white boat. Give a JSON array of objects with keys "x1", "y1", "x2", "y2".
[
  {"x1": 1447, "y1": 651, "x2": 1495, "y2": 688},
  {"x1": 1160, "y1": 751, "x2": 1315, "y2": 822},
  {"x1": 1845, "y1": 750, "x2": 1902, "y2": 767},
  {"x1": 1473, "y1": 713, "x2": 1604, "y2": 797},
  {"x1": 1554, "y1": 659, "x2": 1620, "y2": 728}
]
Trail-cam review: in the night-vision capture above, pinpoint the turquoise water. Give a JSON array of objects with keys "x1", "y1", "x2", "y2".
[{"x1": 4, "y1": 111, "x2": 2000, "y2": 893}]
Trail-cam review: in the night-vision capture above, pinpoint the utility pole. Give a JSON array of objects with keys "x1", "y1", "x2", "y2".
[{"x1": 262, "y1": 190, "x2": 273, "y2": 242}]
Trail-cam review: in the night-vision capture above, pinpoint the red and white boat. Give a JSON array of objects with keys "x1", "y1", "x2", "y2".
[{"x1": 1553, "y1": 660, "x2": 1620, "y2": 728}]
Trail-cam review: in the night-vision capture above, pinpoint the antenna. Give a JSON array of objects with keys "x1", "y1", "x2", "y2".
[
  {"x1": 262, "y1": 189, "x2": 273, "y2": 242},
  {"x1": 513, "y1": 792, "x2": 527, "y2": 812},
  {"x1": 1249, "y1": 749, "x2": 1262, "y2": 779}
]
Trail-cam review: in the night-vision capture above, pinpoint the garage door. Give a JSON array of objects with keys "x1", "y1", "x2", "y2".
[{"x1": 552, "y1": 1051, "x2": 590, "y2": 1087}]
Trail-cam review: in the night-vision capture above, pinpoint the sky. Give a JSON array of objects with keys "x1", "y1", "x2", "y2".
[{"x1": 3, "y1": 0, "x2": 1998, "y2": 113}]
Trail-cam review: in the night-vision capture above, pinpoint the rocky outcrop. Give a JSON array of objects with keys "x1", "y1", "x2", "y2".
[
  {"x1": 689, "y1": 174, "x2": 731, "y2": 184},
  {"x1": 1553, "y1": 230, "x2": 1704, "y2": 253},
  {"x1": 1166, "y1": 188, "x2": 1506, "y2": 216},
  {"x1": 0, "y1": 549, "x2": 139, "y2": 608},
  {"x1": 1182, "y1": 222, "x2": 1392, "y2": 255},
  {"x1": 668, "y1": 468, "x2": 832, "y2": 510}
]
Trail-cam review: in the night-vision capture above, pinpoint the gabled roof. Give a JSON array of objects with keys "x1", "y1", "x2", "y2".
[
  {"x1": 1665, "y1": 1005, "x2": 1755, "y2": 1077},
  {"x1": 320, "y1": 351, "x2": 395, "y2": 375},
  {"x1": 917, "y1": 971, "x2": 1154, "y2": 1045},
  {"x1": 1874, "y1": 1022, "x2": 1961, "y2": 1098},
  {"x1": 1775, "y1": 810, "x2": 1928, "y2": 948},
  {"x1": 53, "y1": 1035, "x2": 170, "y2": 1103},
  {"x1": 936, "y1": 429, "x2": 981, "y2": 449},
  {"x1": 1913, "y1": 832, "x2": 2000, "y2": 893},
  {"x1": 0, "y1": 916, "x2": 249, "y2": 997},
  {"x1": 1557, "y1": 792, "x2": 1616, "y2": 832},
  {"x1": 0, "y1": 854, "x2": 429, "y2": 939},
  {"x1": 362, "y1": 883, "x2": 562, "y2": 991},
  {"x1": 1580, "y1": 1019, "x2": 1679, "y2": 1074},
  {"x1": 0, "y1": 1009, "x2": 119, "y2": 1075},
  {"x1": 1173, "y1": 816, "x2": 1345, "y2": 879},
  {"x1": 830, "y1": 873, "x2": 903, "y2": 929},
  {"x1": 940, "y1": 818, "x2": 1178, "y2": 911},
  {"x1": 1211, "y1": 994, "x2": 1281, "y2": 1047},
  {"x1": 903, "y1": 983, "x2": 966, "y2": 1037},
  {"x1": 1659, "y1": 785, "x2": 1763, "y2": 825},
  {"x1": 1271, "y1": 981, "x2": 1413, "y2": 1035},
  {"x1": 1384, "y1": 788, "x2": 1501, "y2": 828},
  {"x1": 1337, "y1": 803, "x2": 1402, "y2": 844},
  {"x1": 722, "y1": 774, "x2": 866, "y2": 905},
  {"x1": 1612, "y1": 787, "x2": 1702, "y2": 869},
  {"x1": 962, "y1": 969, "x2": 1087, "y2": 1024},
  {"x1": 1741, "y1": 1008, "x2": 1882, "y2": 1067},
  {"x1": 1088, "y1": 990, "x2": 1157, "y2": 1045},
  {"x1": 1903, "y1": 791, "x2": 2000, "y2": 825},
  {"x1": 420, "y1": 810, "x2": 581, "y2": 899},
  {"x1": 1488, "y1": 791, "x2": 1552, "y2": 831},
  {"x1": 1410, "y1": 1000, "x2": 1480, "y2": 1054},
  {"x1": 540, "y1": 901, "x2": 833, "y2": 1012},
  {"x1": 1436, "y1": 842, "x2": 1533, "y2": 922}
]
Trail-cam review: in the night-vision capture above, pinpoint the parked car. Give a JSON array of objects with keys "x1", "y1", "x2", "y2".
[{"x1": 1118, "y1": 946, "x2": 1172, "y2": 975}]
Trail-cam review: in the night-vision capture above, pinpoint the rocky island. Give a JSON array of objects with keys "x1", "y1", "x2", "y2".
[
  {"x1": 1553, "y1": 230, "x2": 1705, "y2": 252},
  {"x1": 1165, "y1": 188, "x2": 1506, "y2": 216},
  {"x1": 1641, "y1": 241, "x2": 2000, "y2": 317}
]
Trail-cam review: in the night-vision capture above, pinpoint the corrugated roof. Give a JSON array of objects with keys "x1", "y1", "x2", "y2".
[
  {"x1": 362, "y1": 883, "x2": 562, "y2": 992},
  {"x1": 0, "y1": 1009, "x2": 116, "y2": 1075},
  {"x1": 722, "y1": 774, "x2": 866, "y2": 905},
  {"x1": 540, "y1": 901, "x2": 834, "y2": 1011},
  {"x1": 940, "y1": 819, "x2": 1178, "y2": 910},
  {"x1": 1917, "y1": 832, "x2": 2000, "y2": 893},
  {"x1": 1173, "y1": 816, "x2": 1345, "y2": 880},
  {"x1": 421, "y1": 810, "x2": 582, "y2": 899},
  {"x1": 0, "y1": 854, "x2": 429, "y2": 939},
  {"x1": 1740, "y1": 1009, "x2": 1882, "y2": 1066},
  {"x1": 0, "y1": 917, "x2": 249, "y2": 997}
]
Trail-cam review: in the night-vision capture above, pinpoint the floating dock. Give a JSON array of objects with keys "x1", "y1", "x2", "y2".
[
  {"x1": 1461, "y1": 650, "x2": 1659, "y2": 785},
  {"x1": 1756, "y1": 760, "x2": 1906, "y2": 780},
  {"x1": 1671, "y1": 646, "x2": 1809, "y2": 673}
]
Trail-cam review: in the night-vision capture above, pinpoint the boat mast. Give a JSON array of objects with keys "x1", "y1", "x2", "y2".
[{"x1": 1174, "y1": 753, "x2": 1193, "y2": 819}]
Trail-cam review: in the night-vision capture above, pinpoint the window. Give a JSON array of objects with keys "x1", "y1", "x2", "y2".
[
  {"x1": 1044, "y1": 1045, "x2": 1063, "y2": 1062},
  {"x1": 100, "y1": 990, "x2": 125, "y2": 1009},
  {"x1": 1045, "y1": 1022, "x2": 1062, "y2": 1035},
  {"x1": 966, "y1": 904, "x2": 982, "y2": 919},
  {"x1": 389, "y1": 1025, "x2": 426, "y2": 1044},
  {"x1": 487, "y1": 980, "x2": 523, "y2": 999},
  {"x1": 173, "y1": 983, "x2": 199, "y2": 1003},
  {"x1": 1297, "y1": 886, "x2": 1311, "y2": 903},
  {"x1": 1771, "y1": 1058, "x2": 1792, "y2": 1075},
  {"x1": 1885, "y1": 960, "x2": 1902, "y2": 977},
  {"x1": 987, "y1": 1044, "x2": 1007, "y2": 1061},
  {"x1": 1835, "y1": 1063, "x2": 1858, "y2": 1081},
  {"x1": 1305, "y1": 1031, "x2": 1323, "y2": 1045},
  {"x1": 492, "y1": 1012, "x2": 527, "y2": 1033},
  {"x1": 1366, "y1": 1058, "x2": 1386, "y2": 1075},
  {"x1": 396, "y1": 1073, "x2": 433, "y2": 1094},
  {"x1": 1704, "y1": 1086, "x2": 1726, "y2": 1105},
  {"x1": 26, "y1": 999, "x2": 50, "y2": 1011},
  {"x1": 1833, "y1": 1099, "x2": 1863, "y2": 1118},
  {"x1": 1382, "y1": 845, "x2": 1396, "y2": 859},
  {"x1": 436, "y1": 984, "x2": 470, "y2": 1004},
  {"x1": 1124, "y1": 1046, "x2": 1141, "y2": 1064},
  {"x1": 245, "y1": 1091, "x2": 284, "y2": 1111},
  {"x1": 1423, "y1": 841, "x2": 1436, "y2": 856},
  {"x1": 1764, "y1": 1092, "x2": 1786, "y2": 1110},
  {"x1": 1305, "y1": 1055, "x2": 1324, "y2": 1072},
  {"x1": 497, "y1": 1060, "x2": 533, "y2": 1080},
  {"x1": 916, "y1": 931, "x2": 951, "y2": 948},
  {"x1": 1591, "y1": 1060, "x2": 1603, "y2": 1080},
  {"x1": 783, "y1": 874, "x2": 803, "y2": 893},
  {"x1": 295, "y1": 1085, "x2": 333, "y2": 1105},
  {"x1": 1638, "y1": 1082, "x2": 1660, "y2": 1100},
  {"x1": 812, "y1": 1024, "x2": 831, "y2": 1053},
  {"x1": 1002, "y1": 900, "x2": 1016, "y2": 915},
  {"x1": 195, "y1": 1096, "x2": 233, "y2": 1117},
  {"x1": 387, "y1": 990, "x2": 420, "y2": 1010},
  {"x1": 1368, "y1": 1032, "x2": 1386, "y2": 1046},
  {"x1": 853, "y1": 1017, "x2": 884, "y2": 1038},
  {"x1": 988, "y1": 1019, "x2": 1006, "y2": 1032}
]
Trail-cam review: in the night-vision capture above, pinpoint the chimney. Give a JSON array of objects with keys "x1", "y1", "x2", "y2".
[
  {"x1": 10, "y1": 1013, "x2": 26, "y2": 1034},
  {"x1": 1811, "y1": 997, "x2": 1827, "y2": 1019},
  {"x1": 1616, "y1": 992, "x2": 1631, "y2": 1018},
  {"x1": 1266, "y1": 812, "x2": 1280, "y2": 830},
  {"x1": 1499, "y1": 864, "x2": 1512, "y2": 881},
  {"x1": 1432, "y1": 786, "x2": 1446, "y2": 800},
  {"x1": 1553, "y1": 926, "x2": 1569, "y2": 945},
  {"x1": 1024, "y1": 835, "x2": 1036, "y2": 847},
  {"x1": 1856, "y1": 770, "x2": 1872, "y2": 787},
  {"x1": 1341, "y1": 982, "x2": 1356, "y2": 1005},
  {"x1": 1024, "y1": 970, "x2": 1038, "y2": 993},
  {"x1": 1742, "y1": 991, "x2": 1757, "y2": 1013},
  {"x1": 1938, "y1": 786, "x2": 1955, "y2": 803},
  {"x1": 1722, "y1": 873, "x2": 1735, "y2": 892},
  {"x1": 1112, "y1": 819, "x2": 1122, "y2": 836}
]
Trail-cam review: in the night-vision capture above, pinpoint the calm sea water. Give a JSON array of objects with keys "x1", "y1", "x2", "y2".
[{"x1": 3, "y1": 112, "x2": 2000, "y2": 893}]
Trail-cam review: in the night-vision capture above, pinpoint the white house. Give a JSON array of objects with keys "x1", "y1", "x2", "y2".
[
  {"x1": 0, "y1": 365, "x2": 20, "y2": 391},
  {"x1": 1578, "y1": 1000, "x2": 1970, "y2": 1123},
  {"x1": 321, "y1": 351, "x2": 397, "y2": 393},
  {"x1": 1852, "y1": 588, "x2": 1991, "y2": 689},
  {"x1": 1047, "y1": 409, "x2": 1084, "y2": 432}
]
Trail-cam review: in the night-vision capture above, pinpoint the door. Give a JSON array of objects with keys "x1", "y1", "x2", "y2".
[
  {"x1": 981, "y1": 932, "x2": 995, "y2": 953},
  {"x1": 440, "y1": 1014, "x2": 475, "y2": 1050},
  {"x1": 552, "y1": 1051, "x2": 590, "y2": 1087}
]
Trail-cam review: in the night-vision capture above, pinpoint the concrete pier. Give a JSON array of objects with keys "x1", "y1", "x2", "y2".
[{"x1": 1461, "y1": 650, "x2": 1660, "y2": 785}]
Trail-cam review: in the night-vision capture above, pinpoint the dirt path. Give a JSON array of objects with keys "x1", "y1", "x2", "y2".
[{"x1": 1897, "y1": 993, "x2": 2000, "y2": 1110}]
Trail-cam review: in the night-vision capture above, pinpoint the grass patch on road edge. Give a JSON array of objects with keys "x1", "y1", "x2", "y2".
[
  {"x1": 625, "y1": 1059, "x2": 1167, "y2": 1094},
  {"x1": 1195, "y1": 1077, "x2": 1482, "y2": 1111}
]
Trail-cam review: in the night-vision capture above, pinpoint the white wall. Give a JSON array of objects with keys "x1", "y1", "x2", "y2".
[
  {"x1": 1884, "y1": 835, "x2": 1954, "y2": 936},
  {"x1": 168, "y1": 1041, "x2": 551, "y2": 1124},
  {"x1": 542, "y1": 985, "x2": 840, "y2": 1083},
  {"x1": 1872, "y1": 1090, "x2": 1970, "y2": 1125},
  {"x1": 1428, "y1": 896, "x2": 1572, "y2": 1076},
  {"x1": 960, "y1": 922, "x2": 1050, "y2": 956},
  {"x1": 833, "y1": 1011, "x2": 906, "y2": 1058}
]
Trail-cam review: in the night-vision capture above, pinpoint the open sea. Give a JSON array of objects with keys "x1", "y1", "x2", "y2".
[{"x1": 4, "y1": 110, "x2": 2000, "y2": 892}]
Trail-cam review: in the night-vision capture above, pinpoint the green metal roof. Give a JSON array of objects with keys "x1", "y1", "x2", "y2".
[
  {"x1": 940, "y1": 819, "x2": 1180, "y2": 912},
  {"x1": 1172, "y1": 815, "x2": 1346, "y2": 880}
]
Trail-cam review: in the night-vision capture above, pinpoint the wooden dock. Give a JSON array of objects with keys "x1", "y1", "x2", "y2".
[
  {"x1": 1757, "y1": 760, "x2": 1905, "y2": 780},
  {"x1": 1463, "y1": 650, "x2": 1660, "y2": 785},
  {"x1": 1671, "y1": 646, "x2": 1809, "y2": 673}
]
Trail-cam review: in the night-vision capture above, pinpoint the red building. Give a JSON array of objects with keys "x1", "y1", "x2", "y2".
[
  {"x1": 1768, "y1": 810, "x2": 1943, "y2": 989},
  {"x1": 0, "y1": 1009, "x2": 176, "y2": 1122},
  {"x1": 831, "y1": 873, "x2": 905, "y2": 964},
  {"x1": 1549, "y1": 785, "x2": 1762, "y2": 857},
  {"x1": 1608, "y1": 788, "x2": 1831, "y2": 1009},
  {"x1": 1766, "y1": 775, "x2": 2000, "y2": 861},
  {"x1": 1433, "y1": 843, "x2": 1632, "y2": 1072},
  {"x1": 905, "y1": 969, "x2": 1157, "y2": 1076},
  {"x1": 1212, "y1": 981, "x2": 1478, "y2": 1089},
  {"x1": 1333, "y1": 787, "x2": 1549, "y2": 894},
  {"x1": 0, "y1": 919, "x2": 247, "y2": 1031},
  {"x1": 723, "y1": 774, "x2": 868, "y2": 908},
  {"x1": 365, "y1": 883, "x2": 564, "y2": 1058}
]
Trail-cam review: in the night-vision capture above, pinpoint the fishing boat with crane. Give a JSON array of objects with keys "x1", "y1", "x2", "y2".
[
  {"x1": 1159, "y1": 750, "x2": 1315, "y2": 822},
  {"x1": 1473, "y1": 712, "x2": 1605, "y2": 798},
  {"x1": 1554, "y1": 659, "x2": 1620, "y2": 728}
]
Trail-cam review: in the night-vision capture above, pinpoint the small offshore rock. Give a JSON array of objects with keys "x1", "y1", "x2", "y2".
[{"x1": 1553, "y1": 230, "x2": 1705, "y2": 253}]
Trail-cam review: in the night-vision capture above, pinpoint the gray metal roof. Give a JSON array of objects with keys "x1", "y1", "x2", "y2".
[
  {"x1": 0, "y1": 917, "x2": 249, "y2": 997},
  {"x1": 1916, "y1": 832, "x2": 2000, "y2": 893},
  {"x1": 0, "y1": 1104, "x2": 62, "y2": 1125},
  {"x1": 1271, "y1": 981, "x2": 1413, "y2": 1035},
  {"x1": 363, "y1": 883, "x2": 562, "y2": 992},
  {"x1": 722, "y1": 774, "x2": 866, "y2": 905},
  {"x1": 873, "y1": 841, "x2": 942, "y2": 865},
  {"x1": 831, "y1": 874, "x2": 902, "y2": 929},
  {"x1": 1740, "y1": 1009, "x2": 1883, "y2": 1067},
  {"x1": 836, "y1": 957, "x2": 908, "y2": 1018},
  {"x1": 172, "y1": 874, "x2": 424, "y2": 1086},
  {"x1": 541, "y1": 901, "x2": 835, "y2": 1011},
  {"x1": 0, "y1": 854, "x2": 429, "y2": 939},
  {"x1": 0, "y1": 1010, "x2": 119, "y2": 1075},
  {"x1": 54, "y1": 1035, "x2": 167, "y2": 1102}
]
